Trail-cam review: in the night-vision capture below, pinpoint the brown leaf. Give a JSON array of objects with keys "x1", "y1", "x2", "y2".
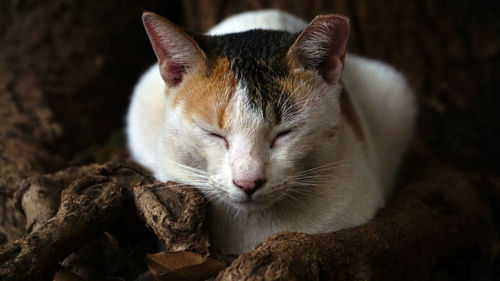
[
  {"x1": 53, "y1": 269, "x2": 86, "y2": 281},
  {"x1": 147, "y1": 251, "x2": 225, "y2": 281}
]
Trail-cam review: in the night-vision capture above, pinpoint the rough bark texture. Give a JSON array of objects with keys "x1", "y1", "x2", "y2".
[
  {"x1": 0, "y1": 163, "x2": 129, "y2": 281},
  {"x1": 0, "y1": 0, "x2": 498, "y2": 280},
  {"x1": 134, "y1": 183, "x2": 210, "y2": 256}
]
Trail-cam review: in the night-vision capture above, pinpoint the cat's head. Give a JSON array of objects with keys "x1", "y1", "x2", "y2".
[{"x1": 143, "y1": 12, "x2": 349, "y2": 211}]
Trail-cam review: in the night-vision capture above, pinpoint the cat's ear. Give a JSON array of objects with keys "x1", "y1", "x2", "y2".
[
  {"x1": 288, "y1": 14, "x2": 349, "y2": 84},
  {"x1": 142, "y1": 12, "x2": 205, "y2": 86}
]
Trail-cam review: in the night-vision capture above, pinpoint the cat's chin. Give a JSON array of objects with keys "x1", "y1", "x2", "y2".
[{"x1": 227, "y1": 198, "x2": 274, "y2": 212}]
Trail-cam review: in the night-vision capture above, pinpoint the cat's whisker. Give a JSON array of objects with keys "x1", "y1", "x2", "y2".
[
  {"x1": 232, "y1": 207, "x2": 242, "y2": 220},
  {"x1": 291, "y1": 173, "x2": 344, "y2": 180},
  {"x1": 291, "y1": 182, "x2": 323, "y2": 187},
  {"x1": 294, "y1": 160, "x2": 349, "y2": 176},
  {"x1": 286, "y1": 171, "x2": 347, "y2": 191},
  {"x1": 278, "y1": 190, "x2": 297, "y2": 204},
  {"x1": 155, "y1": 159, "x2": 218, "y2": 187},
  {"x1": 285, "y1": 188, "x2": 315, "y2": 198},
  {"x1": 278, "y1": 188, "x2": 310, "y2": 209},
  {"x1": 295, "y1": 162, "x2": 340, "y2": 173},
  {"x1": 292, "y1": 179, "x2": 339, "y2": 185},
  {"x1": 165, "y1": 159, "x2": 209, "y2": 175}
]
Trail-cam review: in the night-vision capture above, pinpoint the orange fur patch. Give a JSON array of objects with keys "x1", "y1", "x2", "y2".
[
  {"x1": 174, "y1": 57, "x2": 237, "y2": 129},
  {"x1": 277, "y1": 70, "x2": 323, "y2": 106}
]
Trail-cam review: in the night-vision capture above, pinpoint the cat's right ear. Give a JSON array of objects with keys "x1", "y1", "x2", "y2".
[
  {"x1": 287, "y1": 14, "x2": 349, "y2": 84},
  {"x1": 142, "y1": 12, "x2": 205, "y2": 87}
]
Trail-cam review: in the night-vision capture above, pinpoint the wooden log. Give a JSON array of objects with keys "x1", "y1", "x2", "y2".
[
  {"x1": 133, "y1": 183, "x2": 210, "y2": 256},
  {"x1": 0, "y1": 164, "x2": 134, "y2": 281}
]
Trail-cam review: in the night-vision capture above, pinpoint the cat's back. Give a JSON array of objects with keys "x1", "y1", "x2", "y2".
[
  {"x1": 127, "y1": 64, "x2": 166, "y2": 171},
  {"x1": 207, "y1": 9, "x2": 306, "y2": 35},
  {"x1": 342, "y1": 55, "x2": 417, "y2": 190}
]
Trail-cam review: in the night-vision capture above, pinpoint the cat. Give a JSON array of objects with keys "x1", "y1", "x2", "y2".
[{"x1": 126, "y1": 10, "x2": 417, "y2": 254}]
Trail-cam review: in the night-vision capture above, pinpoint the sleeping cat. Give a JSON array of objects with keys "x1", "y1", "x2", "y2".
[{"x1": 126, "y1": 10, "x2": 416, "y2": 254}]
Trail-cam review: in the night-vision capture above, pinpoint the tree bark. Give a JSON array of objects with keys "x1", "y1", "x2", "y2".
[
  {"x1": 134, "y1": 183, "x2": 210, "y2": 256},
  {"x1": 0, "y1": 163, "x2": 129, "y2": 281}
]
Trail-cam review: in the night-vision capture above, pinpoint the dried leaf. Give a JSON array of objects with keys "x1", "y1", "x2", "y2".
[
  {"x1": 147, "y1": 251, "x2": 225, "y2": 281},
  {"x1": 53, "y1": 269, "x2": 86, "y2": 281}
]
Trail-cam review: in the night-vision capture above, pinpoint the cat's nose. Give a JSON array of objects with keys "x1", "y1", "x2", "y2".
[{"x1": 233, "y1": 178, "x2": 266, "y2": 195}]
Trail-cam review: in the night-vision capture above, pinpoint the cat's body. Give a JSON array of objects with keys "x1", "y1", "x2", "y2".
[{"x1": 127, "y1": 10, "x2": 416, "y2": 254}]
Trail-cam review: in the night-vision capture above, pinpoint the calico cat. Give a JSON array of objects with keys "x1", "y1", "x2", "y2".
[{"x1": 126, "y1": 10, "x2": 416, "y2": 254}]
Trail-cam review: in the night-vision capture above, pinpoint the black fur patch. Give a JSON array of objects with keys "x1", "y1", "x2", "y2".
[{"x1": 194, "y1": 30, "x2": 299, "y2": 123}]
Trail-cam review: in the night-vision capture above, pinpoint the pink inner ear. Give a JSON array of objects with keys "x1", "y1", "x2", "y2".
[
  {"x1": 142, "y1": 12, "x2": 202, "y2": 87},
  {"x1": 161, "y1": 62, "x2": 184, "y2": 86},
  {"x1": 322, "y1": 56, "x2": 343, "y2": 84}
]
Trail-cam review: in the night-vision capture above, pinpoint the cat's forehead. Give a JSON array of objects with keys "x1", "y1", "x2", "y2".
[
  {"x1": 204, "y1": 30, "x2": 301, "y2": 118},
  {"x1": 176, "y1": 30, "x2": 316, "y2": 130}
]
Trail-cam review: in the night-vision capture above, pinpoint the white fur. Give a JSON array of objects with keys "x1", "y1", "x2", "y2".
[
  {"x1": 206, "y1": 10, "x2": 306, "y2": 35},
  {"x1": 127, "y1": 10, "x2": 417, "y2": 254}
]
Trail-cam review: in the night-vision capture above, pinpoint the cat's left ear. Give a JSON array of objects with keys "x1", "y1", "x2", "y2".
[
  {"x1": 288, "y1": 14, "x2": 350, "y2": 84},
  {"x1": 142, "y1": 12, "x2": 205, "y2": 87}
]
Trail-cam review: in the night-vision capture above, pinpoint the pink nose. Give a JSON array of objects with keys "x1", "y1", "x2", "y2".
[{"x1": 233, "y1": 178, "x2": 266, "y2": 195}]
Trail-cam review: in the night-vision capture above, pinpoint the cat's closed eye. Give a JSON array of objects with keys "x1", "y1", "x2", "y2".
[
  {"x1": 206, "y1": 130, "x2": 229, "y2": 149},
  {"x1": 270, "y1": 129, "x2": 292, "y2": 148}
]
